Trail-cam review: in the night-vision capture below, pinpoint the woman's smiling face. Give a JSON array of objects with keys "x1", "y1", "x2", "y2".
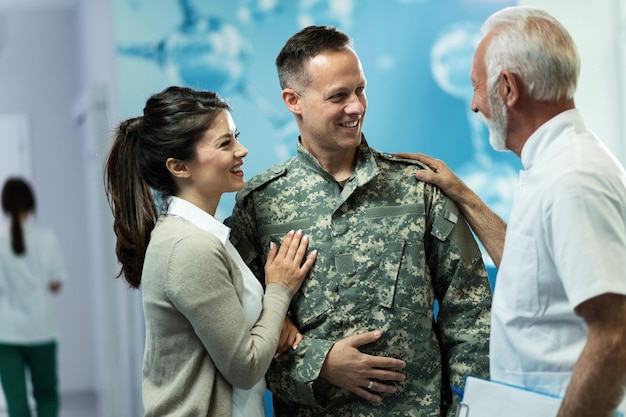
[{"x1": 182, "y1": 110, "x2": 249, "y2": 211}]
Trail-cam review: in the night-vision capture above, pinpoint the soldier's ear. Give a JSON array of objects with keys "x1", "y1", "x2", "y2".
[{"x1": 282, "y1": 88, "x2": 302, "y2": 114}]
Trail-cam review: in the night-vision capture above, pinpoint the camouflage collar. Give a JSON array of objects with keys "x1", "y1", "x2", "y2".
[{"x1": 295, "y1": 135, "x2": 380, "y2": 188}]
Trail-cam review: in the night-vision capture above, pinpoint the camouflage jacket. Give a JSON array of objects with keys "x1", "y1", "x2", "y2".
[{"x1": 225, "y1": 138, "x2": 491, "y2": 417}]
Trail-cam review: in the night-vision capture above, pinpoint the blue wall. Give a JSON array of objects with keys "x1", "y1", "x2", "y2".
[
  {"x1": 115, "y1": 0, "x2": 520, "y2": 223},
  {"x1": 114, "y1": 0, "x2": 516, "y2": 413}
]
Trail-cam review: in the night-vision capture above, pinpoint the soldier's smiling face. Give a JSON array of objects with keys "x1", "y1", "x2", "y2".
[{"x1": 293, "y1": 47, "x2": 367, "y2": 156}]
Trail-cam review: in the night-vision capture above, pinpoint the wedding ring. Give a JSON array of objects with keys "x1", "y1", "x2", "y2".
[{"x1": 367, "y1": 380, "x2": 374, "y2": 390}]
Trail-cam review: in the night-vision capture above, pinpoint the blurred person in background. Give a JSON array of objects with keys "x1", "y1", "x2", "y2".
[{"x1": 0, "y1": 177, "x2": 65, "y2": 417}]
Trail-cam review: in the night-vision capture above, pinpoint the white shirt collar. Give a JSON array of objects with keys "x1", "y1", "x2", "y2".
[
  {"x1": 520, "y1": 108, "x2": 581, "y2": 170},
  {"x1": 165, "y1": 196, "x2": 230, "y2": 245}
]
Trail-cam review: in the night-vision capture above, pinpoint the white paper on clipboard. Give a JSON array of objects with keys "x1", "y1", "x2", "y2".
[
  {"x1": 456, "y1": 376, "x2": 561, "y2": 417},
  {"x1": 457, "y1": 376, "x2": 623, "y2": 417}
]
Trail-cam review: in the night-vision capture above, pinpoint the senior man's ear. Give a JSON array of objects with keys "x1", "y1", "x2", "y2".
[{"x1": 499, "y1": 70, "x2": 520, "y2": 107}]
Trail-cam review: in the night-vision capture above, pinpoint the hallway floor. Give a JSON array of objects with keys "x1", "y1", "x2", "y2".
[{"x1": 0, "y1": 392, "x2": 99, "y2": 417}]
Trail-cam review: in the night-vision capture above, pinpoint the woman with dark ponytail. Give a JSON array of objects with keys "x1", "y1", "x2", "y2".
[
  {"x1": 104, "y1": 86, "x2": 317, "y2": 417},
  {"x1": 0, "y1": 177, "x2": 66, "y2": 417}
]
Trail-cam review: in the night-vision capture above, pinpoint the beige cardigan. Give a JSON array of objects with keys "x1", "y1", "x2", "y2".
[{"x1": 141, "y1": 215, "x2": 292, "y2": 416}]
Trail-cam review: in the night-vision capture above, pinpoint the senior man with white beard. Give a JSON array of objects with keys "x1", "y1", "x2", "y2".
[{"x1": 398, "y1": 6, "x2": 626, "y2": 417}]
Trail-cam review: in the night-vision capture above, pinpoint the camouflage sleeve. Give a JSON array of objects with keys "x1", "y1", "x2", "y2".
[
  {"x1": 266, "y1": 335, "x2": 336, "y2": 407},
  {"x1": 224, "y1": 193, "x2": 265, "y2": 279},
  {"x1": 426, "y1": 187, "x2": 492, "y2": 417}
]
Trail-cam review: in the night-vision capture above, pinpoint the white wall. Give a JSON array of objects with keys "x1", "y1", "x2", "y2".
[
  {"x1": 0, "y1": 4, "x2": 144, "y2": 416},
  {"x1": 74, "y1": 0, "x2": 144, "y2": 415},
  {"x1": 520, "y1": 0, "x2": 626, "y2": 164},
  {"x1": 0, "y1": 7, "x2": 95, "y2": 395}
]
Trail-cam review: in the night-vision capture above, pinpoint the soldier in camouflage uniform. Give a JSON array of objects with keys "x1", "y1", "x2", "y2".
[{"x1": 224, "y1": 25, "x2": 491, "y2": 417}]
